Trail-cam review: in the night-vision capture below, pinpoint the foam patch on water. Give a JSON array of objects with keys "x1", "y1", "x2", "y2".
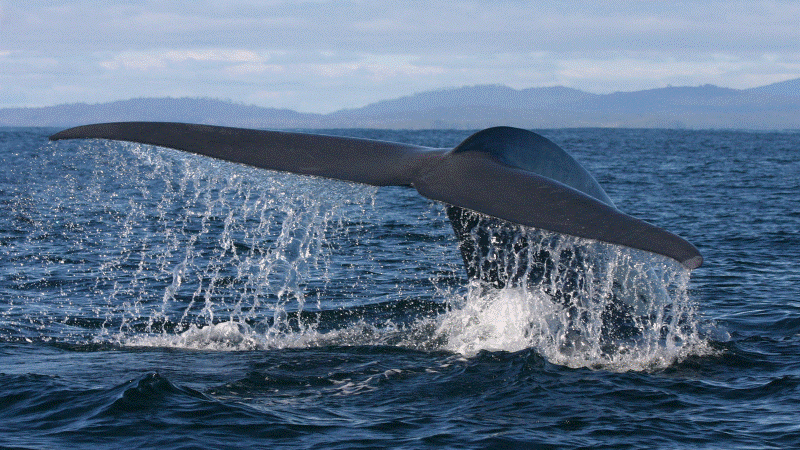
[
  {"x1": 121, "y1": 318, "x2": 415, "y2": 352},
  {"x1": 124, "y1": 321, "x2": 319, "y2": 351},
  {"x1": 434, "y1": 281, "x2": 708, "y2": 372}
]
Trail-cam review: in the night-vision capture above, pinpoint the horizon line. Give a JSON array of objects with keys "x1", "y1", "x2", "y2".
[{"x1": 4, "y1": 76, "x2": 798, "y2": 114}]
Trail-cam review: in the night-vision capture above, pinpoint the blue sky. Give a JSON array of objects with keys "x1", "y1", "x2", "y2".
[{"x1": 1, "y1": 0, "x2": 798, "y2": 112}]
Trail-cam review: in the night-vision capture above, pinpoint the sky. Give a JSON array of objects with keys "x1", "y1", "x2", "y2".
[{"x1": 1, "y1": 0, "x2": 798, "y2": 113}]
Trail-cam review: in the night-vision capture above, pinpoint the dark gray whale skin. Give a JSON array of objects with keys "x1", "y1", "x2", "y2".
[{"x1": 50, "y1": 123, "x2": 702, "y2": 275}]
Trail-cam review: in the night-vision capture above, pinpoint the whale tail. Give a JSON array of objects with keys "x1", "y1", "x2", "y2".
[{"x1": 50, "y1": 122, "x2": 702, "y2": 274}]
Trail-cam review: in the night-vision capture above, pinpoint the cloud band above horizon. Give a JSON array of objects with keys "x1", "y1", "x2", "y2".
[{"x1": 1, "y1": 0, "x2": 798, "y2": 112}]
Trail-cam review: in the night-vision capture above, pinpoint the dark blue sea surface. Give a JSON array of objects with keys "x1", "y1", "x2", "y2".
[{"x1": 1, "y1": 127, "x2": 799, "y2": 449}]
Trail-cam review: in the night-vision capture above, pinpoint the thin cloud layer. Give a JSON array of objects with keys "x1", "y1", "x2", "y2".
[{"x1": 1, "y1": 1, "x2": 798, "y2": 111}]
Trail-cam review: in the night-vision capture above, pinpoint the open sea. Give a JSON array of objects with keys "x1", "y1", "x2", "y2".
[{"x1": 1, "y1": 127, "x2": 799, "y2": 449}]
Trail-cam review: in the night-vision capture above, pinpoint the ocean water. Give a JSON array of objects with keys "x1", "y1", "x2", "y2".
[{"x1": 1, "y1": 127, "x2": 798, "y2": 449}]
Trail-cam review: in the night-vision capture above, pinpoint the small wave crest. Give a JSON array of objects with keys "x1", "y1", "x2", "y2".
[{"x1": 125, "y1": 321, "x2": 321, "y2": 351}]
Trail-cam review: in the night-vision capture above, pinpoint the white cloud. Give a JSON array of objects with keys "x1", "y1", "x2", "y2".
[
  {"x1": 1, "y1": 1, "x2": 798, "y2": 110},
  {"x1": 98, "y1": 49, "x2": 283, "y2": 71}
]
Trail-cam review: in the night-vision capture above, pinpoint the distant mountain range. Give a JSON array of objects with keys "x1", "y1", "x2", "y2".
[{"x1": 2, "y1": 78, "x2": 798, "y2": 129}]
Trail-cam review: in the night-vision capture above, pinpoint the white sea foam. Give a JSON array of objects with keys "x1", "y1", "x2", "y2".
[
  {"x1": 124, "y1": 320, "x2": 322, "y2": 351},
  {"x1": 434, "y1": 277, "x2": 707, "y2": 372}
]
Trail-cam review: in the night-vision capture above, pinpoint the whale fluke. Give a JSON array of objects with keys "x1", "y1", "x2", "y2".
[{"x1": 50, "y1": 122, "x2": 702, "y2": 271}]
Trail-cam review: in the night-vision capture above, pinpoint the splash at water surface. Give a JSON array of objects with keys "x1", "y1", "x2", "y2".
[{"x1": 7, "y1": 140, "x2": 709, "y2": 371}]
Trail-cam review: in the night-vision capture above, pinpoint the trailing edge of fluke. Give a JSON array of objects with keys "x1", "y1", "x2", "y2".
[{"x1": 49, "y1": 122, "x2": 703, "y2": 270}]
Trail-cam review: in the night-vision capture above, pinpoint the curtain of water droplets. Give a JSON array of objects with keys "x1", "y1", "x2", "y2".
[
  {"x1": 435, "y1": 217, "x2": 704, "y2": 370},
  {"x1": 8, "y1": 139, "x2": 705, "y2": 369},
  {"x1": 67, "y1": 142, "x2": 378, "y2": 341}
]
